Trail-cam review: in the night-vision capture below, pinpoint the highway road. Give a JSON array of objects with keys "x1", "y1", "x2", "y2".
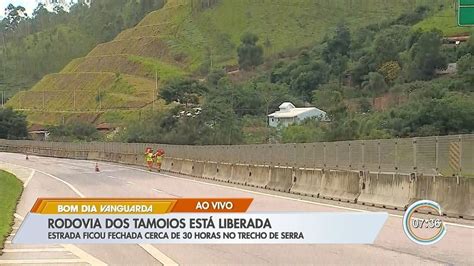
[{"x1": 0, "y1": 152, "x2": 473, "y2": 265}]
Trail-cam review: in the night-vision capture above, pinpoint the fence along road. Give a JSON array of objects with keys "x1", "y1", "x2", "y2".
[{"x1": 1, "y1": 134, "x2": 473, "y2": 177}]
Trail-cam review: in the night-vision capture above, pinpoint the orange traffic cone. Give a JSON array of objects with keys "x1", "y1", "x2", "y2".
[{"x1": 95, "y1": 163, "x2": 100, "y2": 172}]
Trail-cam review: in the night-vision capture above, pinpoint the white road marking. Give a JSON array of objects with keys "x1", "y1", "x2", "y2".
[
  {"x1": 139, "y1": 244, "x2": 178, "y2": 266},
  {"x1": 62, "y1": 244, "x2": 106, "y2": 266},
  {"x1": 9, "y1": 233, "x2": 15, "y2": 237},
  {"x1": 35, "y1": 169, "x2": 86, "y2": 198},
  {"x1": 108, "y1": 175, "x2": 118, "y2": 179},
  {"x1": 109, "y1": 163, "x2": 474, "y2": 230},
  {"x1": 11, "y1": 199, "x2": 105, "y2": 266},
  {"x1": 0, "y1": 259, "x2": 84, "y2": 264},
  {"x1": 2, "y1": 159, "x2": 176, "y2": 266},
  {"x1": 0, "y1": 160, "x2": 85, "y2": 197},
  {"x1": 2, "y1": 248, "x2": 66, "y2": 253},
  {"x1": 12, "y1": 227, "x2": 19, "y2": 230},
  {"x1": 127, "y1": 181, "x2": 136, "y2": 185},
  {"x1": 23, "y1": 169, "x2": 35, "y2": 188},
  {"x1": 151, "y1": 188, "x2": 181, "y2": 198},
  {"x1": 5, "y1": 240, "x2": 11, "y2": 244}
]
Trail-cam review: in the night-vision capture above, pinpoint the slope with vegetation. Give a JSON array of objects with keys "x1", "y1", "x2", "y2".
[
  {"x1": 5, "y1": 0, "x2": 452, "y2": 126},
  {"x1": 0, "y1": 170, "x2": 23, "y2": 253},
  {"x1": 0, "y1": 0, "x2": 166, "y2": 100},
  {"x1": 122, "y1": 2, "x2": 473, "y2": 145},
  {"x1": 414, "y1": 2, "x2": 471, "y2": 36}
]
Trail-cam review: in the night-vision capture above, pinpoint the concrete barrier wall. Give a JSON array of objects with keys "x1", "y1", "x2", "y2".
[
  {"x1": 202, "y1": 162, "x2": 218, "y2": 180},
  {"x1": 191, "y1": 161, "x2": 204, "y2": 177},
  {"x1": 319, "y1": 170, "x2": 361, "y2": 203},
  {"x1": 73, "y1": 151, "x2": 88, "y2": 160},
  {"x1": 170, "y1": 159, "x2": 183, "y2": 173},
  {"x1": 120, "y1": 154, "x2": 139, "y2": 165},
  {"x1": 266, "y1": 166, "x2": 293, "y2": 192},
  {"x1": 358, "y1": 172, "x2": 414, "y2": 210},
  {"x1": 106, "y1": 153, "x2": 121, "y2": 163},
  {"x1": 290, "y1": 168, "x2": 323, "y2": 197},
  {"x1": 215, "y1": 163, "x2": 233, "y2": 183},
  {"x1": 162, "y1": 158, "x2": 173, "y2": 172},
  {"x1": 3, "y1": 144, "x2": 471, "y2": 219},
  {"x1": 87, "y1": 151, "x2": 100, "y2": 161},
  {"x1": 231, "y1": 164, "x2": 250, "y2": 185},
  {"x1": 413, "y1": 176, "x2": 473, "y2": 219},
  {"x1": 180, "y1": 160, "x2": 194, "y2": 176},
  {"x1": 247, "y1": 165, "x2": 271, "y2": 188}
]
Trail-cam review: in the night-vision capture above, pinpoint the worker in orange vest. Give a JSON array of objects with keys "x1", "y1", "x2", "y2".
[
  {"x1": 145, "y1": 148, "x2": 154, "y2": 171},
  {"x1": 154, "y1": 149, "x2": 165, "y2": 172}
]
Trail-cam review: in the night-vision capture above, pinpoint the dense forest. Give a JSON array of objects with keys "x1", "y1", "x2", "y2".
[
  {"x1": 0, "y1": 0, "x2": 166, "y2": 99},
  {"x1": 120, "y1": 6, "x2": 474, "y2": 145}
]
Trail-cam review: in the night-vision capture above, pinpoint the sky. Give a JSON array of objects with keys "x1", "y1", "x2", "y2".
[
  {"x1": 0, "y1": 0, "x2": 78, "y2": 17},
  {"x1": 0, "y1": 0, "x2": 38, "y2": 16}
]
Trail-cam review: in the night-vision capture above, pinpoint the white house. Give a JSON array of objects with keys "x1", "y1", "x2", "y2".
[{"x1": 268, "y1": 102, "x2": 328, "y2": 128}]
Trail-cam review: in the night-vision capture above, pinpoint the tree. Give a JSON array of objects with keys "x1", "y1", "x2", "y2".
[
  {"x1": 378, "y1": 61, "x2": 401, "y2": 84},
  {"x1": 160, "y1": 78, "x2": 208, "y2": 107},
  {"x1": 372, "y1": 25, "x2": 410, "y2": 65},
  {"x1": 290, "y1": 60, "x2": 329, "y2": 100},
  {"x1": 322, "y1": 23, "x2": 351, "y2": 63},
  {"x1": 361, "y1": 72, "x2": 388, "y2": 95},
  {"x1": 392, "y1": 5, "x2": 429, "y2": 26},
  {"x1": 237, "y1": 32, "x2": 264, "y2": 70},
  {"x1": 405, "y1": 30, "x2": 447, "y2": 81},
  {"x1": 281, "y1": 119, "x2": 325, "y2": 143},
  {"x1": 457, "y1": 53, "x2": 474, "y2": 85},
  {"x1": 199, "y1": 97, "x2": 243, "y2": 145},
  {"x1": 3, "y1": 4, "x2": 28, "y2": 32},
  {"x1": 312, "y1": 84, "x2": 348, "y2": 121},
  {"x1": 457, "y1": 31, "x2": 474, "y2": 58},
  {"x1": 322, "y1": 23, "x2": 351, "y2": 79},
  {"x1": 458, "y1": 52, "x2": 474, "y2": 88},
  {"x1": 207, "y1": 68, "x2": 226, "y2": 87},
  {"x1": 383, "y1": 94, "x2": 474, "y2": 137},
  {"x1": 48, "y1": 121, "x2": 99, "y2": 141},
  {"x1": 0, "y1": 108, "x2": 27, "y2": 139},
  {"x1": 351, "y1": 54, "x2": 376, "y2": 85}
]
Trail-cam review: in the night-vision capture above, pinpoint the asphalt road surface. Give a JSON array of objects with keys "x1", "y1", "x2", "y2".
[{"x1": 0, "y1": 152, "x2": 473, "y2": 265}]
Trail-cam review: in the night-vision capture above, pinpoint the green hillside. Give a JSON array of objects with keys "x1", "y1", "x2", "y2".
[
  {"x1": 6, "y1": 0, "x2": 453, "y2": 125},
  {"x1": 414, "y1": 4, "x2": 472, "y2": 36},
  {"x1": 0, "y1": 1, "x2": 166, "y2": 101}
]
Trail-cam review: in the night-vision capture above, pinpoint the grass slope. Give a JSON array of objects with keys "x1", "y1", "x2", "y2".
[
  {"x1": 7, "y1": 0, "x2": 454, "y2": 125},
  {"x1": 414, "y1": 5, "x2": 472, "y2": 36},
  {"x1": 0, "y1": 170, "x2": 23, "y2": 253}
]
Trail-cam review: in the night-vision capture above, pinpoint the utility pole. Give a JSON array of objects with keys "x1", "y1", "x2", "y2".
[
  {"x1": 153, "y1": 69, "x2": 157, "y2": 112},
  {"x1": 209, "y1": 48, "x2": 213, "y2": 69},
  {"x1": 228, "y1": 89, "x2": 234, "y2": 145},
  {"x1": 98, "y1": 87, "x2": 102, "y2": 110},
  {"x1": 74, "y1": 88, "x2": 76, "y2": 111},
  {"x1": 42, "y1": 86, "x2": 45, "y2": 110},
  {"x1": 2, "y1": 33, "x2": 6, "y2": 79}
]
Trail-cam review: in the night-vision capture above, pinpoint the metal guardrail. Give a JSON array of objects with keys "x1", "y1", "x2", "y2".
[{"x1": 0, "y1": 134, "x2": 472, "y2": 177}]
